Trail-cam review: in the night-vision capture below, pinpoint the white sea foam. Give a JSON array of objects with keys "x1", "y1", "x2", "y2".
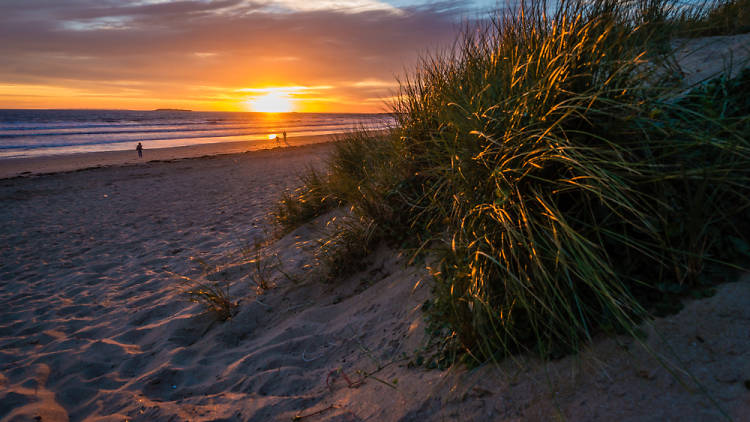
[{"x1": 0, "y1": 109, "x2": 394, "y2": 158}]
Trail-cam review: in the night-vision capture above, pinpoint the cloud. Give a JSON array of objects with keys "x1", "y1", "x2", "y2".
[
  {"x1": 235, "y1": 86, "x2": 335, "y2": 93},
  {"x1": 347, "y1": 79, "x2": 399, "y2": 88},
  {"x1": 265, "y1": 0, "x2": 403, "y2": 14},
  {"x1": 0, "y1": 0, "x2": 478, "y2": 111}
]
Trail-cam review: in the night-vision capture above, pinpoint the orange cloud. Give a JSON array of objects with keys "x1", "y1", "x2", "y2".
[{"x1": 0, "y1": 0, "x2": 470, "y2": 112}]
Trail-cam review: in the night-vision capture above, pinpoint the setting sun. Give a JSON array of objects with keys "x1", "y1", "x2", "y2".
[{"x1": 246, "y1": 92, "x2": 294, "y2": 113}]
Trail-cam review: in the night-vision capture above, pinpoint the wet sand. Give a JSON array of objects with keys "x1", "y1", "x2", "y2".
[{"x1": 0, "y1": 133, "x2": 334, "y2": 179}]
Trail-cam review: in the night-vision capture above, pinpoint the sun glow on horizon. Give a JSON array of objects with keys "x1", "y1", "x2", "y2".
[
  {"x1": 0, "y1": 81, "x2": 386, "y2": 113},
  {"x1": 246, "y1": 92, "x2": 294, "y2": 113}
]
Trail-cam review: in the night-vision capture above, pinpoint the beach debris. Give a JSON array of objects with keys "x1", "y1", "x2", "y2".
[
  {"x1": 292, "y1": 404, "x2": 340, "y2": 421},
  {"x1": 326, "y1": 368, "x2": 364, "y2": 391}
]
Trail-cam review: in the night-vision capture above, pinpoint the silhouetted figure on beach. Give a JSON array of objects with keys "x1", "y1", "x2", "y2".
[
  {"x1": 136, "y1": 142, "x2": 143, "y2": 158},
  {"x1": 283, "y1": 131, "x2": 287, "y2": 145}
]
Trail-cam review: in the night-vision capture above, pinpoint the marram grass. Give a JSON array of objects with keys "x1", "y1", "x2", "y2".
[{"x1": 278, "y1": 0, "x2": 750, "y2": 361}]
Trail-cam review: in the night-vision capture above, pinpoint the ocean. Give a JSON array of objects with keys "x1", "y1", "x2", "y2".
[{"x1": 0, "y1": 109, "x2": 395, "y2": 158}]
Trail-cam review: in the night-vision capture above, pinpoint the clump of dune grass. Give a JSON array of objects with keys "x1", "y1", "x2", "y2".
[
  {"x1": 278, "y1": 0, "x2": 750, "y2": 361},
  {"x1": 325, "y1": 131, "x2": 424, "y2": 243},
  {"x1": 274, "y1": 131, "x2": 415, "y2": 235},
  {"x1": 398, "y1": 0, "x2": 750, "y2": 359}
]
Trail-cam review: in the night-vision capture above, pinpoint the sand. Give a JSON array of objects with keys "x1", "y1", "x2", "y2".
[
  {"x1": 671, "y1": 32, "x2": 750, "y2": 88},
  {"x1": 2, "y1": 35, "x2": 750, "y2": 421},
  {"x1": 1, "y1": 136, "x2": 749, "y2": 421},
  {"x1": 0, "y1": 142, "x2": 338, "y2": 420}
]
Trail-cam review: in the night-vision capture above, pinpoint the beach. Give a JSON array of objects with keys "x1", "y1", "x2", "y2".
[
  {"x1": 0, "y1": 141, "x2": 339, "y2": 420},
  {"x1": 0, "y1": 133, "x2": 337, "y2": 179},
  {"x1": 4, "y1": 0, "x2": 750, "y2": 419},
  {"x1": 1, "y1": 136, "x2": 749, "y2": 421}
]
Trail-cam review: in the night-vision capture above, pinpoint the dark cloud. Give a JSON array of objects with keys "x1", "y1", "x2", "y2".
[
  {"x1": 56, "y1": 0, "x2": 250, "y2": 20},
  {"x1": 0, "y1": 0, "x2": 478, "y2": 110}
]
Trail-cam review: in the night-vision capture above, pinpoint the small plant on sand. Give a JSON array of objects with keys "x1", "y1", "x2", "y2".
[
  {"x1": 247, "y1": 247, "x2": 274, "y2": 293},
  {"x1": 172, "y1": 272, "x2": 238, "y2": 321},
  {"x1": 274, "y1": 167, "x2": 339, "y2": 233}
]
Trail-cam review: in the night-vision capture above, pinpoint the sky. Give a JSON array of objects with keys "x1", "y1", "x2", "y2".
[{"x1": 0, "y1": 0, "x2": 498, "y2": 113}]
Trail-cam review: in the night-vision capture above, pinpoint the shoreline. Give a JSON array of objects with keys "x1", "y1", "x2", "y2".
[{"x1": 0, "y1": 133, "x2": 337, "y2": 179}]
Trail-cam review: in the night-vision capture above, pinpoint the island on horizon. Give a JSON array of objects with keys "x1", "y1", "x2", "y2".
[{"x1": 153, "y1": 108, "x2": 192, "y2": 112}]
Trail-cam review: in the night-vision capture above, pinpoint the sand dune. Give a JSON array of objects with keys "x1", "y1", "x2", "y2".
[{"x1": 1, "y1": 140, "x2": 749, "y2": 421}]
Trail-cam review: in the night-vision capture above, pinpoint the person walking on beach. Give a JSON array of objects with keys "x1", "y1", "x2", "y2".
[
  {"x1": 283, "y1": 131, "x2": 287, "y2": 145},
  {"x1": 136, "y1": 142, "x2": 143, "y2": 158}
]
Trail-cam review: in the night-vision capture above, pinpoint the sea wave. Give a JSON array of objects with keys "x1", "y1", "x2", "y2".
[{"x1": 0, "y1": 110, "x2": 394, "y2": 157}]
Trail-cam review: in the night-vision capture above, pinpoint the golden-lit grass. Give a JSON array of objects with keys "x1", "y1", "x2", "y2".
[{"x1": 277, "y1": 0, "x2": 750, "y2": 361}]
